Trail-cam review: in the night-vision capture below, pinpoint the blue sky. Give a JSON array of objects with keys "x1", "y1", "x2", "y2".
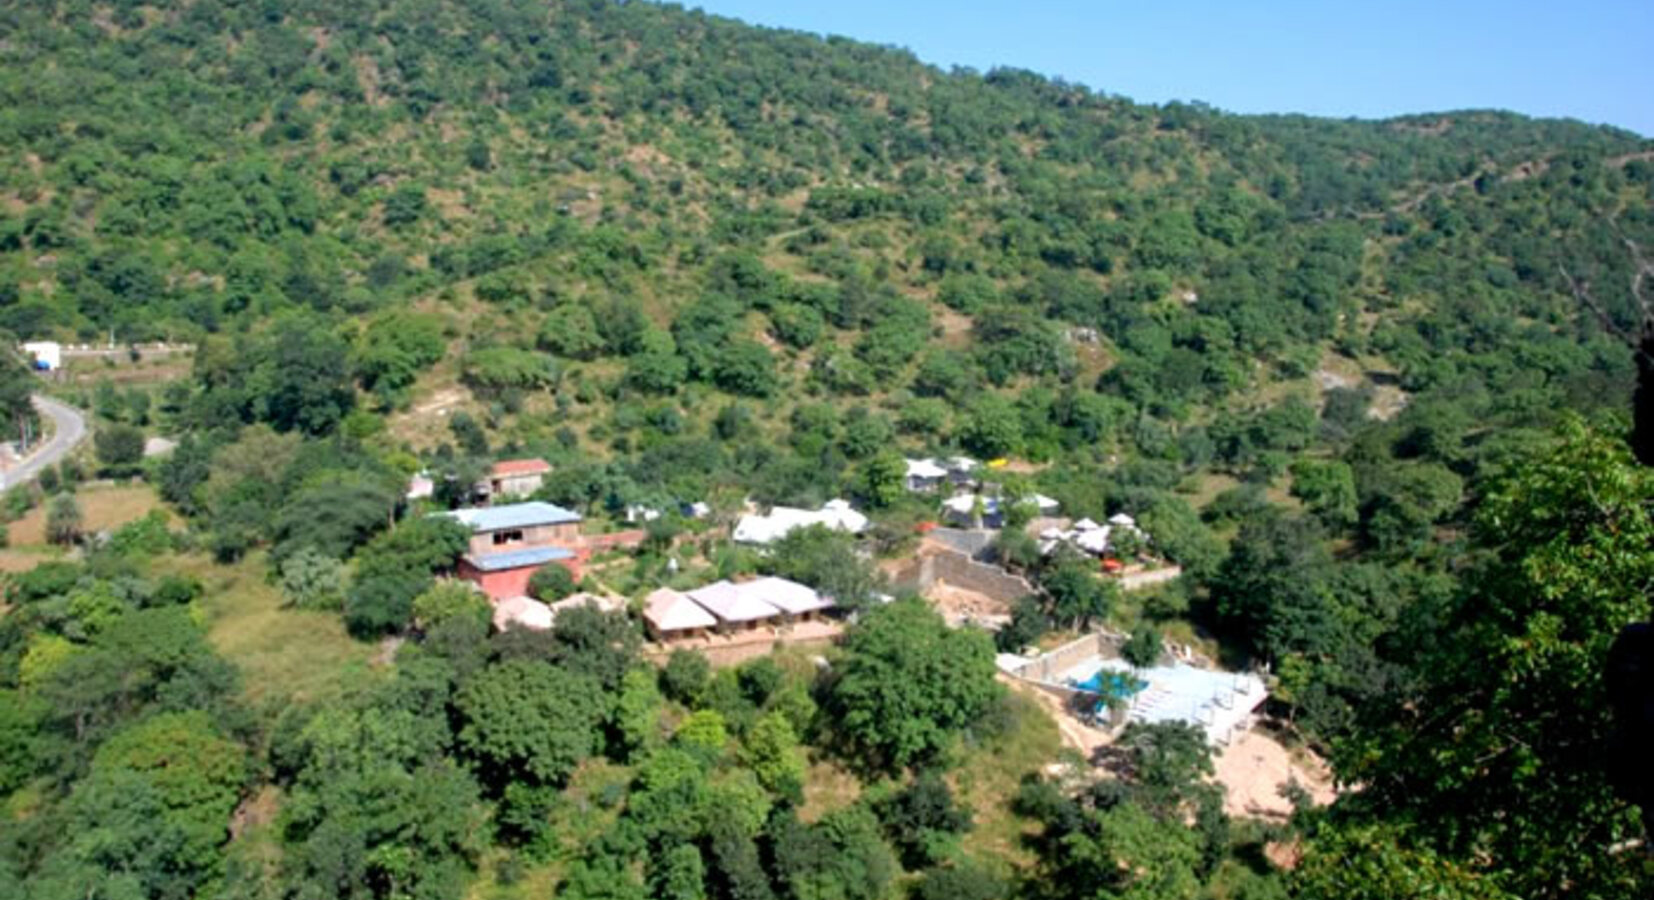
[{"x1": 686, "y1": 1, "x2": 1654, "y2": 136}]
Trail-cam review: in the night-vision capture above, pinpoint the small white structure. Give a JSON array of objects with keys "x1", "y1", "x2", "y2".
[
  {"x1": 680, "y1": 501, "x2": 713, "y2": 520},
  {"x1": 733, "y1": 499, "x2": 869, "y2": 545},
  {"x1": 941, "y1": 492, "x2": 1059, "y2": 528},
  {"x1": 548, "y1": 592, "x2": 626, "y2": 618},
  {"x1": 904, "y1": 458, "x2": 949, "y2": 493},
  {"x1": 626, "y1": 504, "x2": 662, "y2": 524},
  {"x1": 1029, "y1": 493, "x2": 1062, "y2": 515},
  {"x1": 142, "y1": 436, "x2": 178, "y2": 459},
  {"x1": 21, "y1": 341, "x2": 60, "y2": 371},
  {"x1": 493, "y1": 595, "x2": 555, "y2": 632},
  {"x1": 1039, "y1": 513, "x2": 1146, "y2": 558},
  {"x1": 942, "y1": 493, "x2": 988, "y2": 526},
  {"x1": 406, "y1": 472, "x2": 435, "y2": 501},
  {"x1": 1073, "y1": 526, "x2": 1113, "y2": 555},
  {"x1": 493, "y1": 591, "x2": 624, "y2": 633}
]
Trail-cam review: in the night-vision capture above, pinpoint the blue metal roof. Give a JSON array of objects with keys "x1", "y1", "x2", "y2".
[
  {"x1": 442, "y1": 501, "x2": 582, "y2": 533},
  {"x1": 464, "y1": 545, "x2": 576, "y2": 572}
]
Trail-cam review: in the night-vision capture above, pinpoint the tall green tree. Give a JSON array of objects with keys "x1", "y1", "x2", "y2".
[
  {"x1": 826, "y1": 598, "x2": 1000, "y2": 772},
  {"x1": 454, "y1": 660, "x2": 607, "y2": 789},
  {"x1": 1335, "y1": 422, "x2": 1654, "y2": 900}
]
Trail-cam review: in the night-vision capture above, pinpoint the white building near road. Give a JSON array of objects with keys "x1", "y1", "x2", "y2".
[{"x1": 21, "y1": 341, "x2": 59, "y2": 371}]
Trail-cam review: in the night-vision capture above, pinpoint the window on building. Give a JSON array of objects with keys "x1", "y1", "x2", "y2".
[{"x1": 492, "y1": 529, "x2": 524, "y2": 545}]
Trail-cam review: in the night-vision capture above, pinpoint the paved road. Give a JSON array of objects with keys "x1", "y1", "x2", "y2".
[{"x1": 1, "y1": 396, "x2": 88, "y2": 491}]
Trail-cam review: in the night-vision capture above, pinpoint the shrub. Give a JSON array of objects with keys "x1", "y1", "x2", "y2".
[
  {"x1": 94, "y1": 423, "x2": 146, "y2": 477},
  {"x1": 279, "y1": 547, "x2": 350, "y2": 611},
  {"x1": 661, "y1": 649, "x2": 711, "y2": 706},
  {"x1": 45, "y1": 493, "x2": 82, "y2": 546},
  {"x1": 527, "y1": 564, "x2": 577, "y2": 602}
]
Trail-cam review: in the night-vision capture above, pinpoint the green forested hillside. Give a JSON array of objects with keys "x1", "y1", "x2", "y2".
[{"x1": 1, "y1": 2, "x2": 1652, "y2": 899}]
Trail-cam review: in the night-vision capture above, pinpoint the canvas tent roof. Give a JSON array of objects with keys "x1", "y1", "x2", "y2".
[
  {"x1": 1074, "y1": 526, "x2": 1113, "y2": 554},
  {"x1": 547, "y1": 592, "x2": 626, "y2": 617},
  {"x1": 905, "y1": 458, "x2": 949, "y2": 479},
  {"x1": 493, "y1": 595, "x2": 555, "y2": 631},
  {"x1": 732, "y1": 500, "x2": 868, "y2": 545}
]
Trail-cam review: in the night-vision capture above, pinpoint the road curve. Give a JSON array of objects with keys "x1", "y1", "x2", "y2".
[{"x1": 2, "y1": 395, "x2": 88, "y2": 491}]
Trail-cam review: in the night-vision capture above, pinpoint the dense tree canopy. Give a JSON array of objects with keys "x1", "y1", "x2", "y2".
[
  {"x1": 0, "y1": 2, "x2": 1650, "y2": 899},
  {"x1": 826, "y1": 598, "x2": 1000, "y2": 772}
]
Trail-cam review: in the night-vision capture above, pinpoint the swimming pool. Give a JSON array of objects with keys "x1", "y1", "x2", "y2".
[{"x1": 1070, "y1": 668, "x2": 1148, "y2": 702}]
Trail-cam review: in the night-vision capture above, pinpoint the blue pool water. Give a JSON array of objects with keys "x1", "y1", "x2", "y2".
[{"x1": 1071, "y1": 669, "x2": 1148, "y2": 702}]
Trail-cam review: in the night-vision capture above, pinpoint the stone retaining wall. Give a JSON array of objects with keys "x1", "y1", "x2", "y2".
[
  {"x1": 1118, "y1": 565, "x2": 1183, "y2": 591},
  {"x1": 1012, "y1": 631, "x2": 1126, "y2": 683},
  {"x1": 889, "y1": 547, "x2": 1034, "y2": 604},
  {"x1": 931, "y1": 550, "x2": 1034, "y2": 602}
]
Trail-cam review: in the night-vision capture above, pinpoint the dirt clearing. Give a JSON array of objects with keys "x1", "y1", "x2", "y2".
[{"x1": 1214, "y1": 728, "x2": 1336, "y2": 821}]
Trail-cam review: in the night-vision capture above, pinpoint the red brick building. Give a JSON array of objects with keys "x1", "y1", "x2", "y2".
[
  {"x1": 481, "y1": 458, "x2": 551, "y2": 502},
  {"x1": 444, "y1": 501, "x2": 587, "y2": 600}
]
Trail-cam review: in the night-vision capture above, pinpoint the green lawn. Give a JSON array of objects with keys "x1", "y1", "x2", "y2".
[
  {"x1": 952, "y1": 689, "x2": 1064, "y2": 870},
  {"x1": 169, "y1": 551, "x2": 381, "y2": 712}
]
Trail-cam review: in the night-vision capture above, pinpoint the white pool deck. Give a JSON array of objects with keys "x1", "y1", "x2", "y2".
[{"x1": 1061, "y1": 656, "x2": 1269, "y2": 746}]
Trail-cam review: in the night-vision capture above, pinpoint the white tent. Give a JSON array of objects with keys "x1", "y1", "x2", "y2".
[
  {"x1": 733, "y1": 500, "x2": 868, "y2": 545},
  {"x1": 904, "y1": 458, "x2": 948, "y2": 479},
  {"x1": 1074, "y1": 526, "x2": 1113, "y2": 555}
]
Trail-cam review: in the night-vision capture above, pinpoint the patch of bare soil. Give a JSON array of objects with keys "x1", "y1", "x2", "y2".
[
  {"x1": 371, "y1": 635, "x2": 404, "y2": 667},
  {"x1": 1367, "y1": 384, "x2": 1411, "y2": 421},
  {"x1": 230, "y1": 785, "x2": 282, "y2": 839},
  {"x1": 927, "y1": 581, "x2": 1009, "y2": 628},
  {"x1": 411, "y1": 387, "x2": 466, "y2": 416},
  {"x1": 1214, "y1": 728, "x2": 1335, "y2": 821}
]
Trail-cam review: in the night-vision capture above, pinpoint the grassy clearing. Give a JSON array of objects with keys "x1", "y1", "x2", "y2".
[
  {"x1": 59, "y1": 350, "x2": 193, "y2": 387},
  {"x1": 0, "y1": 546, "x2": 61, "y2": 574},
  {"x1": 798, "y1": 754, "x2": 865, "y2": 823},
  {"x1": 7, "y1": 483, "x2": 169, "y2": 548},
  {"x1": 168, "y1": 551, "x2": 380, "y2": 712},
  {"x1": 464, "y1": 759, "x2": 634, "y2": 900},
  {"x1": 952, "y1": 689, "x2": 1063, "y2": 870}
]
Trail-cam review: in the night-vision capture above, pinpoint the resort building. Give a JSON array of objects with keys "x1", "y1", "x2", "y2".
[{"x1": 444, "y1": 501, "x2": 586, "y2": 599}]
